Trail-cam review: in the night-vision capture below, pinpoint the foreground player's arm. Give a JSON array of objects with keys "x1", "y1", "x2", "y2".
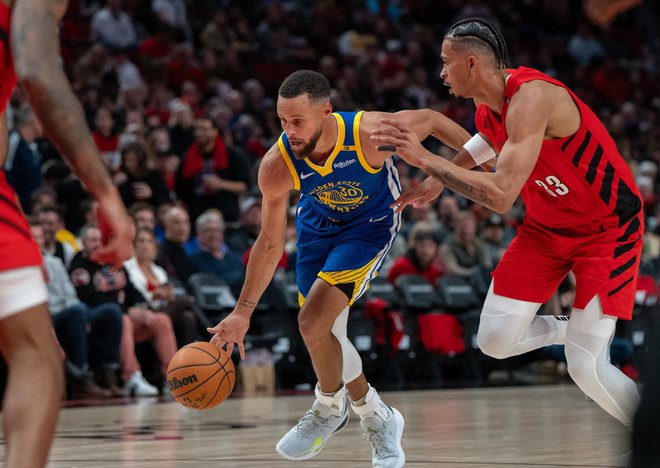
[
  {"x1": 208, "y1": 145, "x2": 292, "y2": 357},
  {"x1": 371, "y1": 83, "x2": 549, "y2": 213},
  {"x1": 12, "y1": 0, "x2": 132, "y2": 265},
  {"x1": 365, "y1": 109, "x2": 471, "y2": 154},
  {"x1": 380, "y1": 110, "x2": 494, "y2": 211}
]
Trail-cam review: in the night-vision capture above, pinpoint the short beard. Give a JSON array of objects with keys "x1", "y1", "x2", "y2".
[{"x1": 291, "y1": 125, "x2": 323, "y2": 160}]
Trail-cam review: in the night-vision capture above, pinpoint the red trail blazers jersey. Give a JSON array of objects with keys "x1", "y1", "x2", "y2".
[{"x1": 477, "y1": 67, "x2": 642, "y2": 233}]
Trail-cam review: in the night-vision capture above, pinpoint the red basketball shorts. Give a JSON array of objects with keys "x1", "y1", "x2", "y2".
[{"x1": 492, "y1": 215, "x2": 643, "y2": 320}]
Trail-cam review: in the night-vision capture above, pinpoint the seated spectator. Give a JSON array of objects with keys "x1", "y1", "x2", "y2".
[
  {"x1": 441, "y1": 211, "x2": 493, "y2": 277},
  {"x1": 92, "y1": 107, "x2": 120, "y2": 174},
  {"x1": 167, "y1": 100, "x2": 195, "y2": 158},
  {"x1": 38, "y1": 204, "x2": 77, "y2": 267},
  {"x1": 190, "y1": 210, "x2": 245, "y2": 292},
  {"x1": 125, "y1": 228, "x2": 202, "y2": 346},
  {"x1": 29, "y1": 217, "x2": 123, "y2": 399},
  {"x1": 128, "y1": 201, "x2": 157, "y2": 233},
  {"x1": 4, "y1": 104, "x2": 43, "y2": 212},
  {"x1": 70, "y1": 224, "x2": 177, "y2": 396},
  {"x1": 435, "y1": 194, "x2": 460, "y2": 242},
  {"x1": 176, "y1": 117, "x2": 250, "y2": 223},
  {"x1": 157, "y1": 205, "x2": 198, "y2": 285},
  {"x1": 117, "y1": 142, "x2": 171, "y2": 208},
  {"x1": 388, "y1": 223, "x2": 445, "y2": 285},
  {"x1": 30, "y1": 185, "x2": 58, "y2": 214},
  {"x1": 480, "y1": 213, "x2": 509, "y2": 263},
  {"x1": 90, "y1": 0, "x2": 138, "y2": 50},
  {"x1": 225, "y1": 196, "x2": 262, "y2": 255}
]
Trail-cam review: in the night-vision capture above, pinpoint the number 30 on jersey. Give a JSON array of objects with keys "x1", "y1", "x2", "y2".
[{"x1": 535, "y1": 175, "x2": 569, "y2": 197}]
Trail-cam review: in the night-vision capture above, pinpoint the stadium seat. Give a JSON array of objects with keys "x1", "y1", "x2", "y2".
[
  {"x1": 255, "y1": 276, "x2": 288, "y2": 313},
  {"x1": 394, "y1": 274, "x2": 437, "y2": 312},
  {"x1": 468, "y1": 265, "x2": 491, "y2": 299},
  {"x1": 364, "y1": 275, "x2": 402, "y2": 308},
  {"x1": 187, "y1": 273, "x2": 237, "y2": 314},
  {"x1": 283, "y1": 271, "x2": 301, "y2": 311},
  {"x1": 436, "y1": 274, "x2": 482, "y2": 312}
]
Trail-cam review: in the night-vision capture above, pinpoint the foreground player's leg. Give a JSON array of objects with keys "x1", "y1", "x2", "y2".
[
  {"x1": 477, "y1": 282, "x2": 568, "y2": 359},
  {"x1": 333, "y1": 305, "x2": 405, "y2": 467},
  {"x1": 565, "y1": 295, "x2": 640, "y2": 427},
  {"x1": 276, "y1": 280, "x2": 350, "y2": 460},
  {"x1": 0, "y1": 302, "x2": 64, "y2": 468}
]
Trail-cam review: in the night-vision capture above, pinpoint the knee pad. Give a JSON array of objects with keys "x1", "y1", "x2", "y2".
[
  {"x1": 477, "y1": 282, "x2": 541, "y2": 359},
  {"x1": 332, "y1": 307, "x2": 363, "y2": 383}
]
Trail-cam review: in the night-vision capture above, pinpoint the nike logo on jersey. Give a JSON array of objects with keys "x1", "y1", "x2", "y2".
[
  {"x1": 301, "y1": 172, "x2": 315, "y2": 179},
  {"x1": 369, "y1": 215, "x2": 388, "y2": 223}
]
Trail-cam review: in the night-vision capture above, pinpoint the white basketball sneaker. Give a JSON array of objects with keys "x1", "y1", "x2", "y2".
[
  {"x1": 360, "y1": 406, "x2": 405, "y2": 468},
  {"x1": 276, "y1": 385, "x2": 349, "y2": 460},
  {"x1": 352, "y1": 386, "x2": 405, "y2": 468}
]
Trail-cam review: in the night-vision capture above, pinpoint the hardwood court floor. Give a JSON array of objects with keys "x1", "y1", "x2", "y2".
[{"x1": 3, "y1": 384, "x2": 631, "y2": 467}]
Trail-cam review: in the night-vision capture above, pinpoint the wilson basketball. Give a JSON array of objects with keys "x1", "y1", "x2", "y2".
[{"x1": 167, "y1": 342, "x2": 236, "y2": 410}]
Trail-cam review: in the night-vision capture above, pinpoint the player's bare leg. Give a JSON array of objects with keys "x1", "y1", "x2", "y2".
[
  {"x1": 298, "y1": 279, "x2": 350, "y2": 393},
  {"x1": 0, "y1": 303, "x2": 64, "y2": 468}
]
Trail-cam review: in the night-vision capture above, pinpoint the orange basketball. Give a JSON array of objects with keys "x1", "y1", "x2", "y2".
[{"x1": 167, "y1": 342, "x2": 236, "y2": 410}]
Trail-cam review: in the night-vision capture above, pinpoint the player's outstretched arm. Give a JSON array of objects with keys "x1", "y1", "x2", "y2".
[
  {"x1": 372, "y1": 84, "x2": 550, "y2": 213},
  {"x1": 367, "y1": 109, "x2": 471, "y2": 152},
  {"x1": 11, "y1": 0, "x2": 132, "y2": 266},
  {"x1": 208, "y1": 144, "x2": 292, "y2": 357}
]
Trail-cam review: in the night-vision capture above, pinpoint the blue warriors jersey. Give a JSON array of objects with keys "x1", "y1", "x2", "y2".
[{"x1": 278, "y1": 111, "x2": 402, "y2": 305}]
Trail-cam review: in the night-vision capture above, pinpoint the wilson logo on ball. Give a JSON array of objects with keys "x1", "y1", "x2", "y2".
[{"x1": 167, "y1": 374, "x2": 199, "y2": 391}]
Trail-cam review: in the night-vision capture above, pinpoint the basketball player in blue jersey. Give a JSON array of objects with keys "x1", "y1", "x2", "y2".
[{"x1": 208, "y1": 70, "x2": 470, "y2": 467}]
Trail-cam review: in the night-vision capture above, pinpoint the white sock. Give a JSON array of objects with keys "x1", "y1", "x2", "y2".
[
  {"x1": 351, "y1": 385, "x2": 390, "y2": 420},
  {"x1": 315, "y1": 383, "x2": 346, "y2": 416}
]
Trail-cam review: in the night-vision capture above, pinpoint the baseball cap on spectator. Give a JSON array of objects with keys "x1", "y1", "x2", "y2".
[
  {"x1": 638, "y1": 161, "x2": 657, "y2": 178},
  {"x1": 240, "y1": 196, "x2": 261, "y2": 215},
  {"x1": 485, "y1": 213, "x2": 506, "y2": 228},
  {"x1": 414, "y1": 230, "x2": 438, "y2": 244},
  {"x1": 386, "y1": 39, "x2": 402, "y2": 51}
]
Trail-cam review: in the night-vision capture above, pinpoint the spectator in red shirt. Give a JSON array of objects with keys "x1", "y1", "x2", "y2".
[
  {"x1": 92, "y1": 107, "x2": 120, "y2": 173},
  {"x1": 388, "y1": 224, "x2": 445, "y2": 285}
]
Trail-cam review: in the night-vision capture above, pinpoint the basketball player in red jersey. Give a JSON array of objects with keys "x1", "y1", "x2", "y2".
[
  {"x1": 372, "y1": 17, "x2": 642, "y2": 428},
  {"x1": 0, "y1": 1, "x2": 132, "y2": 466}
]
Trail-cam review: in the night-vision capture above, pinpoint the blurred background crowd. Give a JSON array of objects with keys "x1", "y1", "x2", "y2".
[{"x1": 4, "y1": 0, "x2": 658, "y2": 398}]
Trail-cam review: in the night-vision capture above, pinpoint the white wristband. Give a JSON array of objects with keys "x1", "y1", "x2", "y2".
[{"x1": 463, "y1": 133, "x2": 497, "y2": 166}]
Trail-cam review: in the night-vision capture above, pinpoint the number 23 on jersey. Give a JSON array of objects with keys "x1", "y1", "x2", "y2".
[{"x1": 535, "y1": 175, "x2": 569, "y2": 197}]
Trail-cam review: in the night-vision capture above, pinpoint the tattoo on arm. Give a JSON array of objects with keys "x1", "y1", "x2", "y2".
[
  {"x1": 428, "y1": 167, "x2": 491, "y2": 205},
  {"x1": 238, "y1": 299, "x2": 258, "y2": 309}
]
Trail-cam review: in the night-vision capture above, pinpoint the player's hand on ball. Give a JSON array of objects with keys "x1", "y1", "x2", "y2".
[
  {"x1": 392, "y1": 177, "x2": 445, "y2": 213},
  {"x1": 208, "y1": 312, "x2": 250, "y2": 360},
  {"x1": 371, "y1": 119, "x2": 428, "y2": 168}
]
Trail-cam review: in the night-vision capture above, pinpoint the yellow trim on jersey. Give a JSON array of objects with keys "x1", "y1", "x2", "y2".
[
  {"x1": 317, "y1": 256, "x2": 379, "y2": 305},
  {"x1": 303, "y1": 113, "x2": 346, "y2": 177},
  {"x1": 278, "y1": 135, "x2": 301, "y2": 191},
  {"x1": 298, "y1": 291, "x2": 306, "y2": 308},
  {"x1": 353, "y1": 111, "x2": 381, "y2": 174}
]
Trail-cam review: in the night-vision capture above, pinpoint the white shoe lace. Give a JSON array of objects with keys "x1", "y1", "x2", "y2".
[
  {"x1": 295, "y1": 410, "x2": 329, "y2": 437},
  {"x1": 364, "y1": 428, "x2": 389, "y2": 458}
]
